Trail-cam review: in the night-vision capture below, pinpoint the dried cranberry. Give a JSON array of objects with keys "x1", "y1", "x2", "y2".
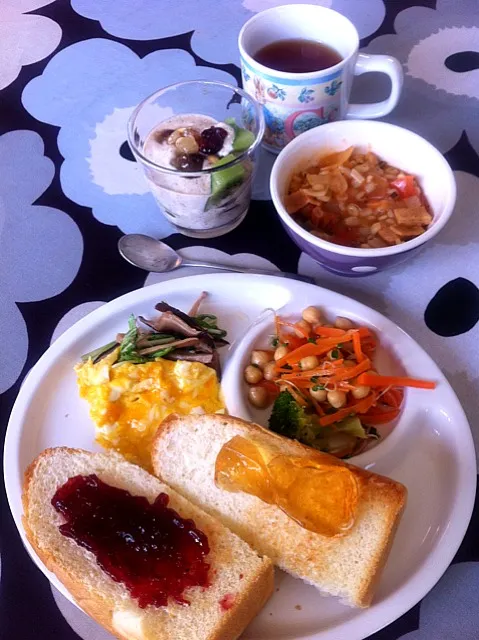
[
  {"x1": 51, "y1": 474, "x2": 211, "y2": 608},
  {"x1": 171, "y1": 153, "x2": 204, "y2": 171},
  {"x1": 153, "y1": 128, "x2": 174, "y2": 144},
  {"x1": 199, "y1": 127, "x2": 227, "y2": 155}
]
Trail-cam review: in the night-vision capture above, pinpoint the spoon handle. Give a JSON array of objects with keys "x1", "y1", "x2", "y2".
[{"x1": 181, "y1": 261, "x2": 316, "y2": 284}]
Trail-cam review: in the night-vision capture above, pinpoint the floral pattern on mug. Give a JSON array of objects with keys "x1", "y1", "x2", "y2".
[
  {"x1": 253, "y1": 76, "x2": 266, "y2": 104},
  {"x1": 293, "y1": 111, "x2": 331, "y2": 135},
  {"x1": 325, "y1": 79, "x2": 343, "y2": 96},
  {"x1": 298, "y1": 88, "x2": 315, "y2": 103},
  {"x1": 264, "y1": 109, "x2": 285, "y2": 134},
  {"x1": 262, "y1": 106, "x2": 287, "y2": 149},
  {"x1": 241, "y1": 101, "x2": 256, "y2": 130},
  {"x1": 253, "y1": 77, "x2": 266, "y2": 104},
  {"x1": 267, "y1": 84, "x2": 286, "y2": 101},
  {"x1": 285, "y1": 104, "x2": 339, "y2": 140}
]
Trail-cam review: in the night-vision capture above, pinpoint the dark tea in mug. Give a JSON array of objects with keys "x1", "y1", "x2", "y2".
[{"x1": 253, "y1": 38, "x2": 343, "y2": 73}]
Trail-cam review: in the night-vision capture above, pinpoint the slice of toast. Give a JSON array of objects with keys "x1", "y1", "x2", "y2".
[
  {"x1": 152, "y1": 414, "x2": 407, "y2": 608},
  {"x1": 22, "y1": 447, "x2": 274, "y2": 640}
]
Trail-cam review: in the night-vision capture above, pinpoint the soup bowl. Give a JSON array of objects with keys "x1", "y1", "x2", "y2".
[{"x1": 270, "y1": 120, "x2": 456, "y2": 276}]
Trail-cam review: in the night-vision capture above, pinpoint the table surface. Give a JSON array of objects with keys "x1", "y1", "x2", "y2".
[{"x1": 1, "y1": 0, "x2": 479, "y2": 638}]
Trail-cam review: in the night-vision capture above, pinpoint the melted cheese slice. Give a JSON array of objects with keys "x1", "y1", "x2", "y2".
[{"x1": 215, "y1": 436, "x2": 360, "y2": 537}]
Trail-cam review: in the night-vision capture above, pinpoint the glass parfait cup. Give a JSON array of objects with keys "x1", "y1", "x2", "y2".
[{"x1": 128, "y1": 80, "x2": 265, "y2": 238}]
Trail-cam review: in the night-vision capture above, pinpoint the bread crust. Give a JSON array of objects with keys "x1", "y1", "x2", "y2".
[
  {"x1": 153, "y1": 414, "x2": 408, "y2": 608},
  {"x1": 22, "y1": 447, "x2": 274, "y2": 640}
]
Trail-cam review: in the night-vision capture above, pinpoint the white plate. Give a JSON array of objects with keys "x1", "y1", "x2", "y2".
[{"x1": 4, "y1": 274, "x2": 476, "y2": 640}]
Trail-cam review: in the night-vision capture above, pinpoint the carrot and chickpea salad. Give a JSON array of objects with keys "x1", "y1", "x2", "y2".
[{"x1": 244, "y1": 305, "x2": 436, "y2": 459}]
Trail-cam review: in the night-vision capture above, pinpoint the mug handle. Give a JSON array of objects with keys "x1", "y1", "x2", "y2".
[{"x1": 347, "y1": 53, "x2": 403, "y2": 119}]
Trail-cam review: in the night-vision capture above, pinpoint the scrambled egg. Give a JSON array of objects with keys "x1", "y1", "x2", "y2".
[{"x1": 76, "y1": 349, "x2": 225, "y2": 469}]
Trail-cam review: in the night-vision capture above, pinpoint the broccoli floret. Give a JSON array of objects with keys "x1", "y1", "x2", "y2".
[
  {"x1": 268, "y1": 390, "x2": 319, "y2": 442},
  {"x1": 269, "y1": 390, "x2": 375, "y2": 457}
]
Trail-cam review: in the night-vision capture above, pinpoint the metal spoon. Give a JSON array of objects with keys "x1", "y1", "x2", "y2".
[{"x1": 118, "y1": 234, "x2": 315, "y2": 283}]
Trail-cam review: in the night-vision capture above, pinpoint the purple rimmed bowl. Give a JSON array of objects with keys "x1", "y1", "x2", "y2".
[{"x1": 270, "y1": 120, "x2": 456, "y2": 276}]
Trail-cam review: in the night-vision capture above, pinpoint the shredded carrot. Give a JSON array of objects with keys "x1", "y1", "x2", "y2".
[
  {"x1": 279, "y1": 360, "x2": 345, "y2": 380},
  {"x1": 277, "y1": 380, "x2": 308, "y2": 406},
  {"x1": 352, "y1": 331, "x2": 364, "y2": 363},
  {"x1": 324, "y1": 381, "x2": 338, "y2": 392},
  {"x1": 314, "y1": 325, "x2": 371, "y2": 339},
  {"x1": 278, "y1": 319, "x2": 311, "y2": 338},
  {"x1": 319, "y1": 407, "x2": 353, "y2": 427},
  {"x1": 284, "y1": 334, "x2": 305, "y2": 350},
  {"x1": 284, "y1": 378, "x2": 319, "y2": 389},
  {"x1": 328, "y1": 358, "x2": 371, "y2": 382},
  {"x1": 314, "y1": 326, "x2": 346, "y2": 338},
  {"x1": 357, "y1": 373, "x2": 436, "y2": 390},
  {"x1": 353, "y1": 392, "x2": 378, "y2": 413},
  {"x1": 295, "y1": 322, "x2": 310, "y2": 338},
  {"x1": 279, "y1": 319, "x2": 302, "y2": 332},
  {"x1": 281, "y1": 363, "x2": 330, "y2": 372},
  {"x1": 276, "y1": 333, "x2": 355, "y2": 367},
  {"x1": 318, "y1": 392, "x2": 377, "y2": 427},
  {"x1": 337, "y1": 382, "x2": 357, "y2": 391},
  {"x1": 311, "y1": 397, "x2": 325, "y2": 416}
]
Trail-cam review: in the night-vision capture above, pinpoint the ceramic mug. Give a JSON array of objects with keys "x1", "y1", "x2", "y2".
[{"x1": 238, "y1": 4, "x2": 403, "y2": 153}]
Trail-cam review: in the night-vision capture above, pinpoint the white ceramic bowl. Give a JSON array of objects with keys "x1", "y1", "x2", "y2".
[{"x1": 270, "y1": 120, "x2": 456, "y2": 276}]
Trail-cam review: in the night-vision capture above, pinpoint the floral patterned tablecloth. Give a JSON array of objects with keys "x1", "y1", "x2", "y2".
[{"x1": 1, "y1": 1, "x2": 479, "y2": 638}]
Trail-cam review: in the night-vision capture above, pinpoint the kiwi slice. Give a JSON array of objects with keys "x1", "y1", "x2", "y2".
[
  {"x1": 206, "y1": 153, "x2": 245, "y2": 210},
  {"x1": 233, "y1": 128, "x2": 255, "y2": 152},
  {"x1": 225, "y1": 118, "x2": 255, "y2": 152}
]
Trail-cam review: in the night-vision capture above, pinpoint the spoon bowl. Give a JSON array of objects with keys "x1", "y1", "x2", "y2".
[
  {"x1": 118, "y1": 234, "x2": 182, "y2": 272},
  {"x1": 118, "y1": 234, "x2": 315, "y2": 283}
]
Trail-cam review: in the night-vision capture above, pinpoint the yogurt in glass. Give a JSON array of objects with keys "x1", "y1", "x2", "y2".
[{"x1": 128, "y1": 81, "x2": 264, "y2": 238}]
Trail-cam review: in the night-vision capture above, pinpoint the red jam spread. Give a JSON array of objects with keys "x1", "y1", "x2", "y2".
[
  {"x1": 51, "y1": 474, "x2": 210, "y2": 608},
  {"x1": 219, "y1": 593, "x2": 236, "y2": 610}
]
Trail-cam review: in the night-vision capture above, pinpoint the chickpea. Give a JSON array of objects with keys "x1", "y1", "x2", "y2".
[
  {"x1": 310, "y1": 387, "x2": 327, "y2": 402},
  {"x1": 335, "y1": 316, "x2": 354, "y2": 330},
  {"x1": 299, "y1": 355, "x2": 319, "y2": 371},
  {"x1": 175, "y1": 135, "x2": 199, "y2": 154},
  {"x1": 352, "y1": 385, "x2": 371, "y2": 400},
  {"x1": 327, "y1": 390, "x2": 347, "y2": 409},
  {"x1": 248, "y1": 385, "x2": 270, "y2": 409},
  {"x1": 251, "y1": 350, "x2": 271, "y2": 369},
  {"x1": 263, "y1": 361, "x2": 277, "y2": 381},
  {"x1": 294, "y1": 319, "x2": 311, "y2": 338},
  {"x1": 302, "y1": 306, "x2": 321, "y2": 325},
  {"x1": 274, "y1": 345, "x2": 289, "y2": 361},
  {"x1": 244, "y1": 365, "x2": 263, "y2": 385}
]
